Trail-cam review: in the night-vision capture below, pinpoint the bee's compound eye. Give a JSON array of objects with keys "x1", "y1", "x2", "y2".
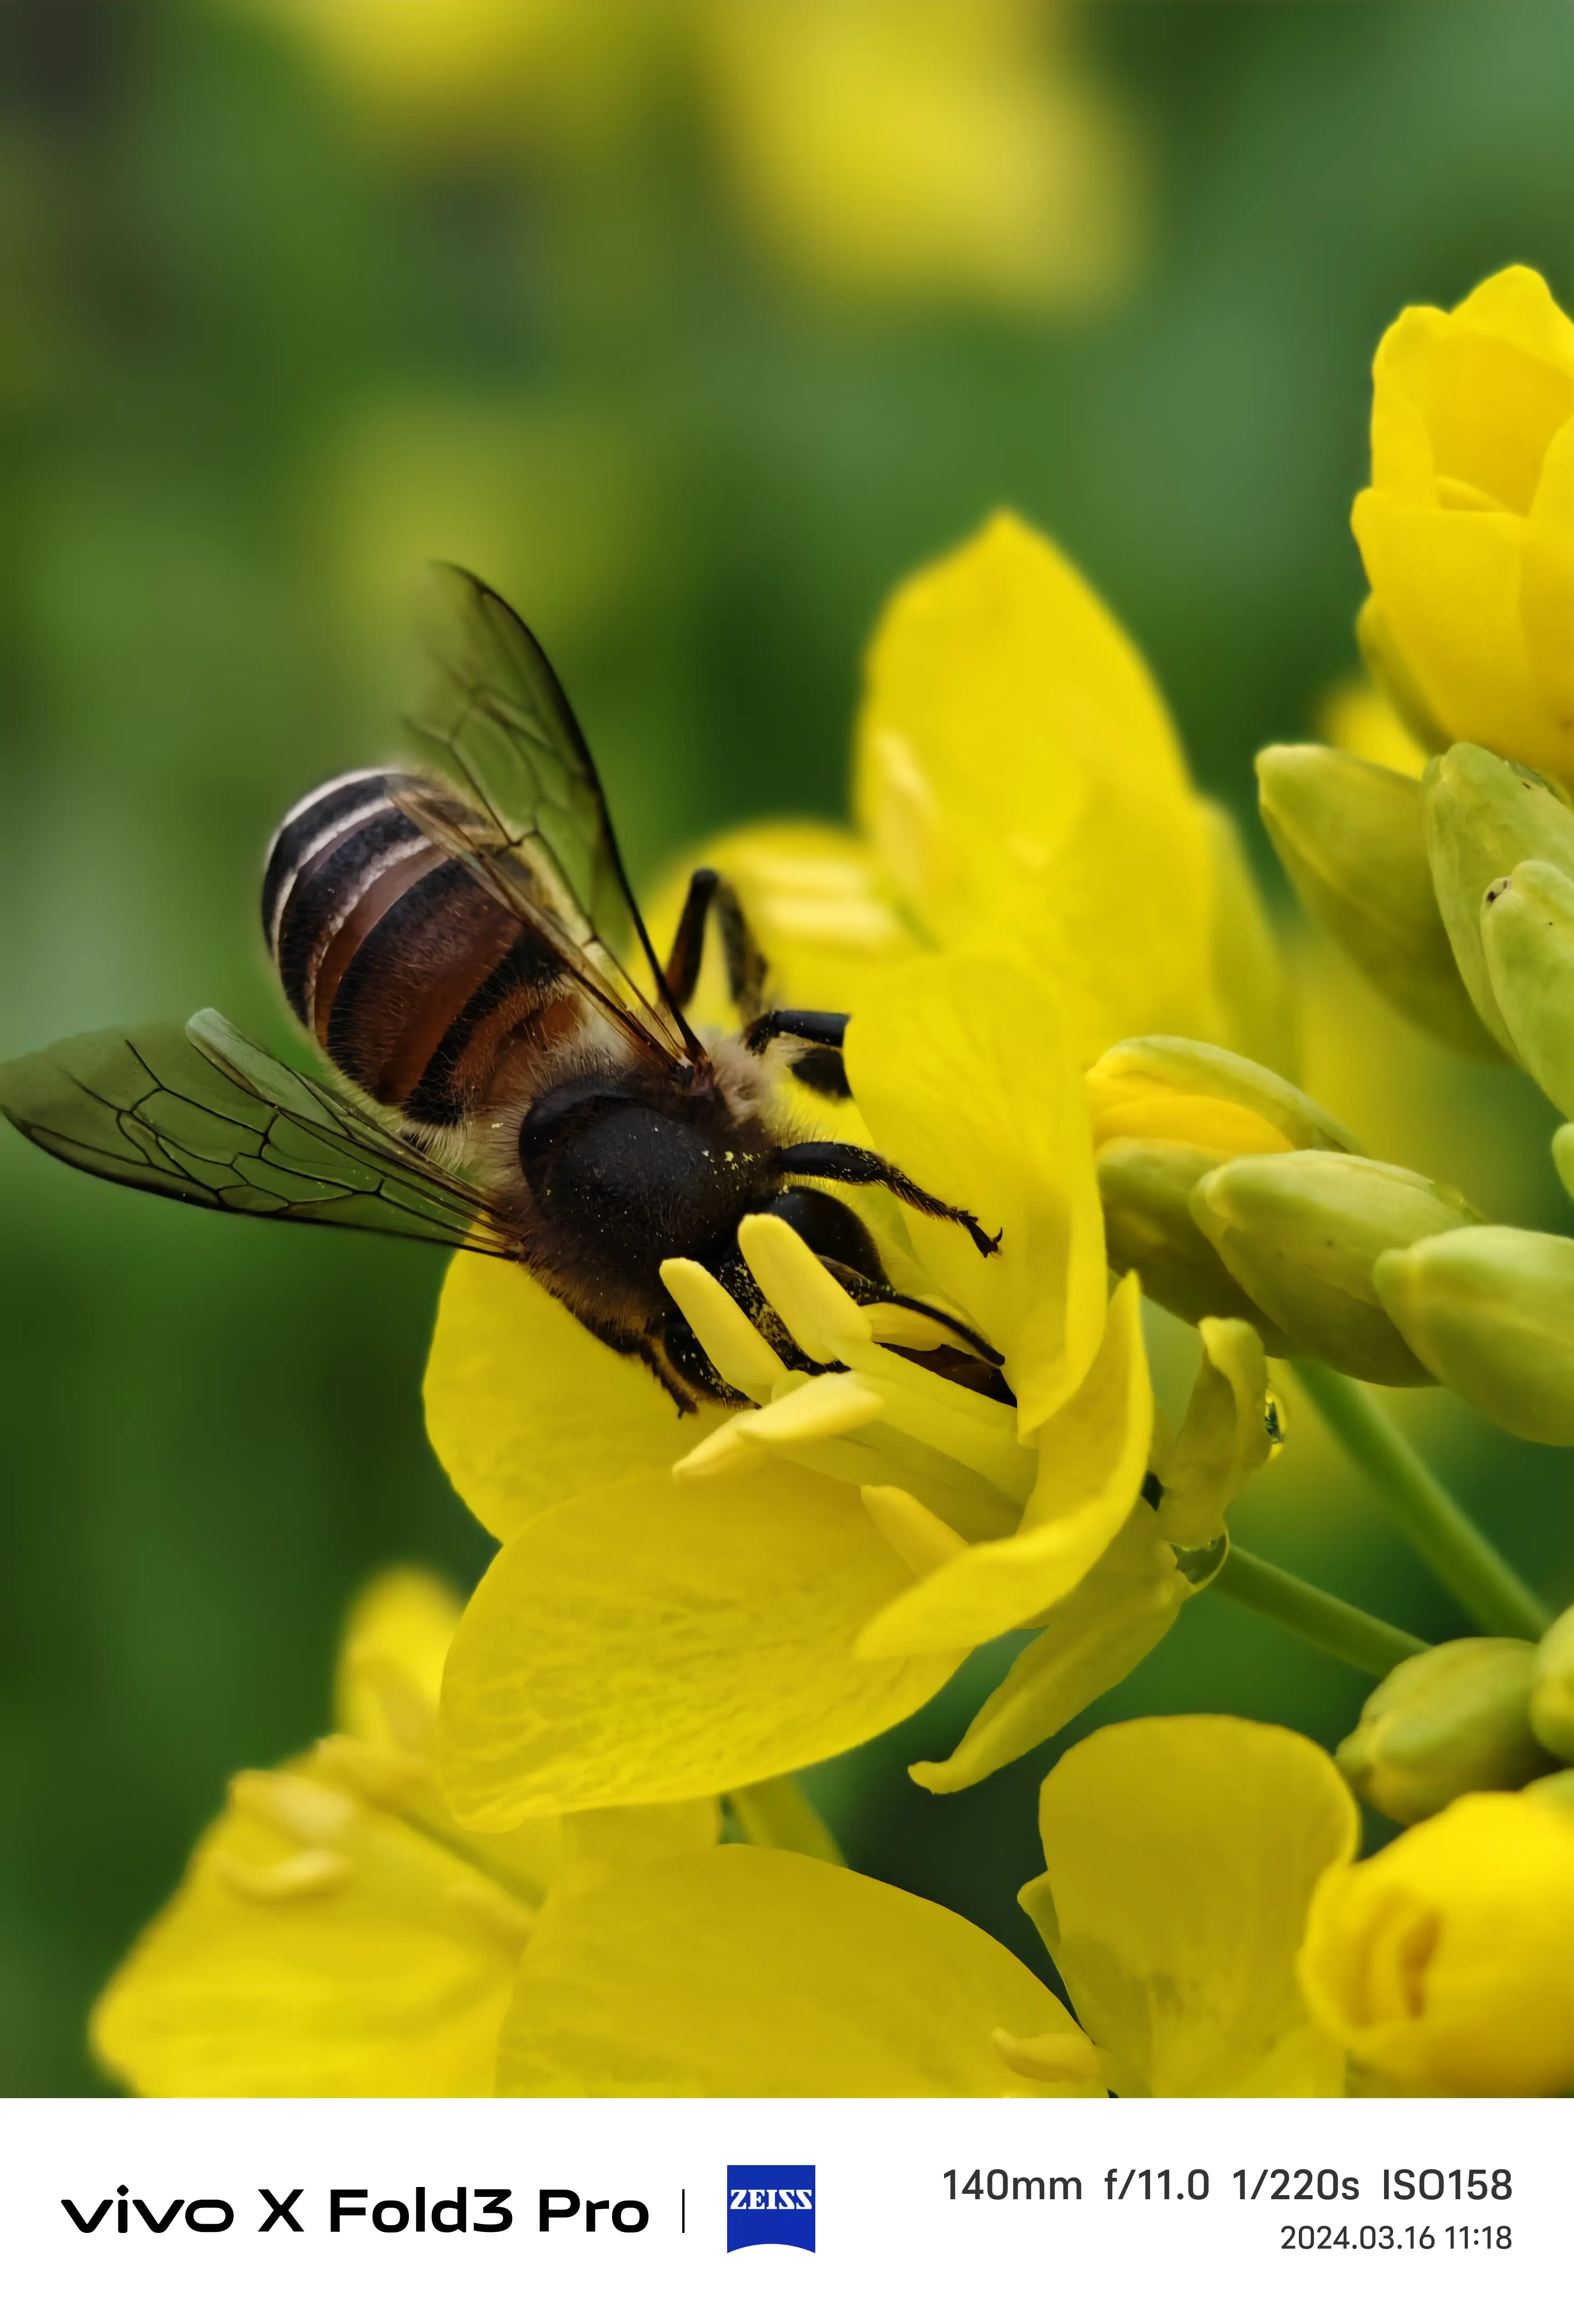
[{"x1": 763, "y1": 1186, "x2": 883, "y2": 1281}]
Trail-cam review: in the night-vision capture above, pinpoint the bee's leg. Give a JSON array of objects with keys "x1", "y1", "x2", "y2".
[
  {"x1": 775, "y1": 1140, "x2": 1001, "y2": 1258},
  {"x1": 743, "y1": 1008, "x2": 852, "y2": 1100},
  {"x1": 663, "y1": 868, "x2": 768, "y2": 1021}
]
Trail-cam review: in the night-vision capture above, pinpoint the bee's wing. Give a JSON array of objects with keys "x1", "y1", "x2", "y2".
[
  {"x1": 0, "y1": 1010, "x2": 521, "y2": 1255},
  {"x1": 396, "y1": 565, "x2": 698, "y2": 1062}
]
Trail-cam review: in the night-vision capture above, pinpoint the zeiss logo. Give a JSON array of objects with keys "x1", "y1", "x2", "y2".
[{"x1": 726, "y1": 2165, "x2": 815, "y2": 2253}]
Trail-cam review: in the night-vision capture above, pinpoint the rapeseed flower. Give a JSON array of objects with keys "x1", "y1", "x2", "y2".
[
  {"x1": 497, "y1": 1717, "x2": 1356, "y2": 2098},
  {"x1": 1354, "y1": 264, "x2": 1574, "y2": 785},
  {"x1": 1298, "y1": 1784, "x2": 1574, "y2": 2096},
  {"x1": 654, "y1": 510, "x2": 1289, "y2": 1073},
  {"x1": 92, "y1": 1569, "x2": 714, "y2": 2096},
  {"x1": 252, "y1": 0, "x2": 1142, "y2": 316}
]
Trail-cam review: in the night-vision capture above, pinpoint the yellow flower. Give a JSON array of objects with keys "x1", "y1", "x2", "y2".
[
  {"x1": 1298, "y1": 1786, "x2": 1574, "y2": 2096},
  {"x1": 1353, "y1": 264, "x2": 1574, "y2": 785},
  {"x1": 693, "y1": 0, "x2": 1141, "y2": 314},
  {"x1": 91, "y1": 1569, "x2": 713, "y2": 2096},
  {"x1": 252, "y1": 0, "x2": 1141, "y2": 315},
  {"x1": 495, "y1": 1716, "x2": 1356, "y2": 2097},
  {"x1": 433, "y1": 949, "x2": 1165, "y2": 1825},
  {"x1": 1317, "y1": 674, "x2": 1429, "y2": 779},
  {"x1": 652, "y1": 511, "x2": 1290, "y2": 1075}
]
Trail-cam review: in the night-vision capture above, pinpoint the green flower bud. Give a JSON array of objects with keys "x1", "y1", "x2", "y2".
[
  {"x1": 1421, "y1": 743, "x2": 1574, "y2": 1057},
  {"x1": 1530, "y1": 1607, "x2": 1574, "y2": 1763},
  {"x1": 1374, "y1": 1225, "x2": 1574, "y2": 1445},
  {"x1": 1480, "y1": 858, "x2": 1574, "y2": 1117},
  {"x1": 1338, "y1": 1639, "x2": 1557, "y2": 1825},
  {"x1": 1096, "y1": 1140, "x2": 1291, "y2": 1345},
  {"x1": 1087, "y1": 1039, "x2": 1355, "y2": 1342},
  {"x1": 1256, "y1": 744, "x2": 1499, "y2": 1059},
  {"x1": 1191, "y1": 1152, "x2": 1482, "y2": 1386}
]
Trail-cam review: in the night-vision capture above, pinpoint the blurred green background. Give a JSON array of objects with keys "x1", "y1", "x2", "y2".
[{"x1": 5, "y1": 0, "x2": 1574, "y2": 2092}]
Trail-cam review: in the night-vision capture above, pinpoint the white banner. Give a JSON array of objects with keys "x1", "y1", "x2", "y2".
[{"x1": 1, "y1": 2096, "x2": 1557, "y2": 2324}]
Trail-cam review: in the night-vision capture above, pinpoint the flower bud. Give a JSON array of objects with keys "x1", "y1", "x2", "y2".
[
  {"x1": 1353, "y1": 596, "x2": 1449, "y2": 759},
  {"x1": 1373, "y1": 1224, "x2": 1574, "y2": 1445},
  {"x1": 1085, "y1": 1035, "x2": 1356, "y2": 1157},
  {"x1": 1336, "y1": 1638, "x2": 1555, "y2": 1825},
  {"x1": 1529, "y1": 1606, "x2": 1574, "y2": 1764},
  {"x1": 1297, "y1": 1789, "x2": 1574, "y2": 2095},
  {"x1": 1480, "y1": 858, "x2": 1574, "y2": 1117},
  {"x1": 1256, "y1": 743, "x2": 1498, "y2": 1059},
  {"x1": 1088, "y1": 1040, "x2": 1355, "y2": 1340},
  {"x1": 1191, "y1": 1152, "x2": 1481, "y2": 1386},
  {"x1": 1095, "y1": 1141, "x2": 1289, "y2": 1344},
  {"x1": 1421, "y1": 743, "x2": 1574, "y2": 1057}
]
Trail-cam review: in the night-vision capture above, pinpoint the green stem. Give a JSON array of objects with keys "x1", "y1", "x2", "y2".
[
  {"x1": 1292, "y1": 1360, "x2": 1549, "y2": 1641},
  {"x1": 1214, "y1": 1543, "x2": 1429, "y2": 1678},
  {"x1": 729, "y1": 1774, "x2": 845, "y2": 1865}
]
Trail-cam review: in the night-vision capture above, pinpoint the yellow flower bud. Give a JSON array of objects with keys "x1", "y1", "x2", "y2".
[
  {"x1": 1374, "y1": 1224, "x2": 1574, "y2": 1445},
  {"x1": 1422, "y1": 743, "x2": 1574, "y2": 1057},
  {"x1": 1336, "y1": 1638, "x2": 1554, "y2": 1826},
  {"x1": 1530, "y1": 1605, "x2": 1574, "y2": 1763},
  {"x1": 1085, "y1": 1035, "x2": 1354, "y2": 1157},
  {"x1": 1191, "y1": 1152, "x2": 1481, "y2": 1387},
  {"x1": 1255, "y1": 743, "x2": 1497, "y2": 1058},
  {"x1": 1353, "y1": 265, "x2": 1574, "y2": 789},
  {"x1": 1298, "y1": 1789, "x2": 1574, "y2": 2095},
  {"x1": 1481, "y1": 856, "x2": 1574, "y2": 1116}
]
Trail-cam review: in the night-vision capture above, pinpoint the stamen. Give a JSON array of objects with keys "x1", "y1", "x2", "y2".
[
  {"x1": 659, "y1": 1256, "x2": 788, "y2": 1403},
  {"x1": 311, "y1": 1734, "x2": 429, "y2": 1811},
  {"x1": 446, "y1": 1877, "x2": 537, "y2": 1951},
  {"x1": 991, "y1": 2024, "x2": 1105, "y2": 2090},
  {"x1": 217, "y1": 1848, "x2": 349, "y2": 1903},
  {"x1": 736, "y1": 1212, "x2": 871, "y2": 1364},
  {"x1": 230, "y1": 1770, "x2": 356, "y2": 1847},
  {"x1": 674, "y1": 1373, "x2": 885, "y2": 1483},
  {"x1": 345, "y1": 1646, "x2": 438, "y2": 1757},
  {"x1": 862, "y1": 1485, "x2": 968, "y2": 1579}
]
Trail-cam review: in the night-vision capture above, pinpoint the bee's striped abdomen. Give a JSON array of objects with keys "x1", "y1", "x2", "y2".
[{"x1": 262, "y1": 770, "x2": 567, "y2": 1126}]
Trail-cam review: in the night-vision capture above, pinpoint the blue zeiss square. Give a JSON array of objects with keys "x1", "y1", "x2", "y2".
[{"x1": 726, "y1": 2165, "x2": 816, "y2": 2253}]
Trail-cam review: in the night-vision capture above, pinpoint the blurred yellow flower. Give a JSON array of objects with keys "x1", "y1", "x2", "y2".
[
  {"x1": 495, "y1": 1716, "x2": 1355, "y2": 2097},
  {"x1": 1354, "y1": 265, "x2": 1574, "y2": 785},
  {"x1": 654, "y1": 510, "x2": 1290, "y2": 1072},
  {"x1": 92, "y1": 1569, "x2": 713, "y2": 2096},
  {"x1": 1298, "y1": 1785, "x2": 1574, "y2": 2096},
  {"x1": 250, "y1": 0, "x2": 1141, "y2": 313},
  {"x1": 694, "y1": 0, "x2": 1140, "y2": 312}
]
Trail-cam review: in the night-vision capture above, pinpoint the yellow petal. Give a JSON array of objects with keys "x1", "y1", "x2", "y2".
[
  {"x1": 854, "y1": 1272, "x2": 1149, "y2": 1656},
  {"x1": 1521, "y1": 410, "x2": 1574, "y2": 737},
  {"x1": 334, "y1": 1566, "x2": 462, "y2": 1747},
  {"x1": 1200, "y1": 799, "x2": 1298, "y2": 1079},
  {"x1": 1375, "y1": 290, "x2": 1574, "y2": 515},
  {"x1": 910, "y1": 1502, "x2": 1189, "y2": 1793},
  {"x1": 1352, "y1": 491, "x2": 1574, "y2": 777},
  {"x1": 844, "y1": 949, "x2": 1106, "y2": 1436},
  {"x1": 1022, "y1": 1715, "x2": 1357, "y2": 2096},
  {"x1": 497, "y1": 1846, "x2": 1100, "y2": 2096},
  {"x1": 1298, "y1": 1789, "x2": 1574, "y2": 2096},
  {"x1": 853, "y1": 510, "x2": 1219, "y2": 1058},
  {"x1": 437, "y1": 1468, "x2": 961, "y2": 1825},
  {"x1": 91, "y1": 1783, "x2": 528, "y2": 2097},
  {"x1": 645, "y1": 820, "x2": 916, "y2": 1029},
  {"x1": 1453, "y1": 262, "x2": 1574, "y2": 376},
  {"x1": 1154, "y1": 1315, "x2": 1273, "y2": 1548},
  {"x1": 423, "y1": 1252, "x2": 718, "y2": 1543}
]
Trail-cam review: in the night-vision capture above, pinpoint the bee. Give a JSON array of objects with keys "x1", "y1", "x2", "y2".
[{"x1": 0, "y1": 568, "x2": 1001, "y2": 1409}]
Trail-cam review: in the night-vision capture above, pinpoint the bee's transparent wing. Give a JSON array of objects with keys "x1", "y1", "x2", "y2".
[
  {"x1": 397, "y1": 565, "x2": 695, "y2": 1058},
  {"x1": 0, "y1": 1010, "x2": 520, "y2": 1254}
]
